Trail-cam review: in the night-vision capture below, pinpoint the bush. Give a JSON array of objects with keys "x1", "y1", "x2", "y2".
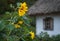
[{"x1": 37, "y1": 32, "x2": 60, "y2": 41}]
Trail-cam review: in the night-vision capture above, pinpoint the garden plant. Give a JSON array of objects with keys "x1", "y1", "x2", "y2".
[{"x1": 0, "y1": 2, "x2": 35, "y2": 41}]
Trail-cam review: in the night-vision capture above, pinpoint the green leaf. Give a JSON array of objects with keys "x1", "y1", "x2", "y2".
[
  {"x1": 0, "y1": 21, "x2": 5, "y2": 31},
  {"x1": 7, "y1": 35, "x2": 19, "y2": 41},
  {"x1": 16, "y1": 2, "x2": 20, "y2": 8},
  {"x1": 4, "y1": 24, "x2": 15, "y2": 35}
]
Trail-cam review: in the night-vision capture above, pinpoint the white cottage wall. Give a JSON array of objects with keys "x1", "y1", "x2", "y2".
[{"x1": 36, "y1": 15, "x2": 60, "y2": 36}]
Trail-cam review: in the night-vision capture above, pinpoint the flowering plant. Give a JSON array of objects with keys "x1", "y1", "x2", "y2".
[{"x1": 0, "y1": 2, "x2": 35, "y2": 41}]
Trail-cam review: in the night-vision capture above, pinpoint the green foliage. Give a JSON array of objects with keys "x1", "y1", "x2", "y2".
[
  {"x1": 0, "y1": 13, "x2": 33, "y2": 41},
  {"x1": 37, "y1": 32, "x2": 60, "y2": 41},
  {"x1": 0, "y1": 2, "x2": 36, "y2": 41}
]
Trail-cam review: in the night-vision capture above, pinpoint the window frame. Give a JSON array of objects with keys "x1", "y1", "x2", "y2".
[{"x1": 43, "y1": 17, "x2": 54, "y2": 31}]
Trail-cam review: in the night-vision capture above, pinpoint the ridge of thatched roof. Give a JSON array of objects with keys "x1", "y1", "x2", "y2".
[{"x1": 28, "y1": 0, "x2": 60, "y2": 16}]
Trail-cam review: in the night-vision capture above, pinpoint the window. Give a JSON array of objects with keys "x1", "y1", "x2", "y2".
[{"x1": 43, "y1": 17, "x2": 53, "y2": 30}]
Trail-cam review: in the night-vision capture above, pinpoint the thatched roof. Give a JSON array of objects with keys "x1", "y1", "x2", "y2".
[{"x1": 28, "y1": 0, "x2": 60, "y2": 16}]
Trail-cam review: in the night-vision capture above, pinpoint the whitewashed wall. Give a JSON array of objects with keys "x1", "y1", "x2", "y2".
[{"x1": 36, "y1": 15, "x2": 60, "y2": 36}]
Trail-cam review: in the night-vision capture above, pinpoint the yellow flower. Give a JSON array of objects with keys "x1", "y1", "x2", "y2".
[
  {"x1": 18, "y1": 10, "x2": 25, "y2": 16},
  {"x1": 15, "y1": 24, "x2": 20, "y2": 28},
  {"x1": 20, "y1": 2, "x2": 28, "y2": 11},
  {"x1": 29, "y1": 31, "x2": 35, "y2": 39},
  {"x1": 18, "y1": 21, "x2": 23, "y2": 24},
  {"x1": 18, "y1": 2, "x2": 28, "y2": 16}
]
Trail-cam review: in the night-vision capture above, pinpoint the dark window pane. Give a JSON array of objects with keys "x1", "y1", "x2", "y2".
[{"x1": 43, "y1": 17, "x2": 53, "y2": 30}]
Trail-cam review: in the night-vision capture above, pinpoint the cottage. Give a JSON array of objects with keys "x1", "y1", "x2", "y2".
[{"x1": 28, "y1": 0, "x2": 60, "y2": 36}]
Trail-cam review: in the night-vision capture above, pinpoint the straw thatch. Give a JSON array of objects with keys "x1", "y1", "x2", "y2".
[{"x1": 28, "y1": 0, "x2": 60, "y2": 16}]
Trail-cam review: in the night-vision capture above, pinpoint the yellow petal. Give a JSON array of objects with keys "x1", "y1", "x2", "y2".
[
  {"x1": 15, "y1": 24, "x2": 20, "y2": 28},
  {"x1": 29, "y1": 31, "x2": 35, "y2": 39},
  {"x1": 18, "y1": 21, "x2": 23, "y2": 24}
]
